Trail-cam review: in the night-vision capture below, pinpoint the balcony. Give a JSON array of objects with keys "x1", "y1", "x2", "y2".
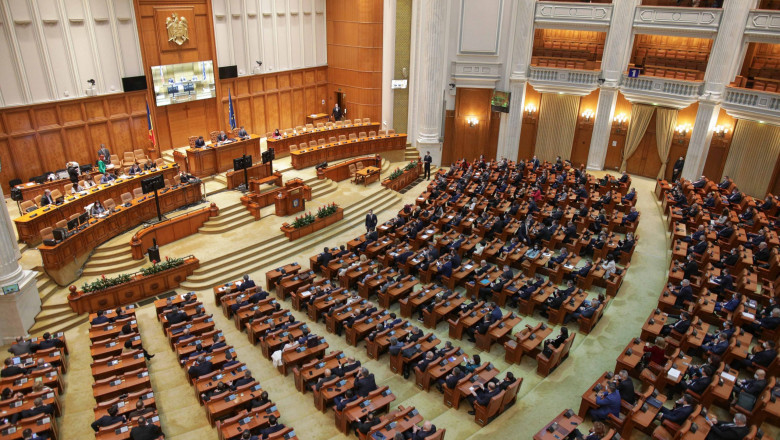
[
  {"x1": 745, "y1": 9, "x2": 780, "y2": 42},
  {"x1": 619, "y1": 73, "x2": 703, "y2": 108},
  {"x1": 528, "y1": 65, "x2": 601, "y2": 95},
  {"x1": 722, "y1": 86, "x2": 780, "y2": 125},
  {"x1": 534, "y1": 1, "x2": 613, "y2": 30},
  {"x1": 633, "y1": 6, "x2": 722, "y2": 37}
]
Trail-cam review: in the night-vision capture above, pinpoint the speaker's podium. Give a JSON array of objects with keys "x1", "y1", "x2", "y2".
[{"x1": 274, "y1": 179, "x2": 312, "y2": 216}]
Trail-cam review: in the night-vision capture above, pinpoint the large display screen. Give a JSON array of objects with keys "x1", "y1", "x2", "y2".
[{"x1": 151, "y1": 60, "x2": 216, "y2": 106}]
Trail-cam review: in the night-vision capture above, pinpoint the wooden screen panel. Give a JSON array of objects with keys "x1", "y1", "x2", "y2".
[
  {"x1": 447, "y1": 88, "x2": 495, "y2": 163},
  {"x1": 34, "y1": 107, "x2": 59, "y2": 130},
  {"x1": 626, "y1": 111, "x2": 660, "y2": 178},
  {"x1": 39, "y1": 132, "x2": 67, "y2": 173},
  {"x1": 441, "y1": 110, "x2": 456, "y2": 165}
]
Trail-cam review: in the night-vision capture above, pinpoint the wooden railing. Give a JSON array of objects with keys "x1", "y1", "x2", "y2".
[{"x1": 130, "y1": 204, "x2": 218, "y2": 260}]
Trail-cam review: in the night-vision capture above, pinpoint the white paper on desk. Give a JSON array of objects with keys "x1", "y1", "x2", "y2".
[
  {"x1": 465, "y1": 264, "x2": 473, "y2": 270},
  {"x1": 427, "y1": 229, "x2": 434, "y2": 234},
  {"x1": 301, "y1": 291, "x2": 312, "y2": 297},
  {"x1": 742, "y1": 312, "x2": 755, "y2": 320},
  {"x1": 564, "y1": 264, "x2": 574, "y2": 269},
  {"x1": 543, "y1": 252, "x2": 552, "y2": 257},
  {"x1": 721, "y1": 372, "x2": 736, "y2": 382},
  {"x1": 667, "y1": 368, "x2": 681, "y2": 380}
]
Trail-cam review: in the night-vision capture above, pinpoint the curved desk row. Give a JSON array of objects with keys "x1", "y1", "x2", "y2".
[
  {"x1": 14, "y1": 165, "x2": 180, "y2": 245},
  {"x1": 316, "y1": 156, "x2": 382, "y2": 182},
  {"x1": 39, "y1": 181, "x2": 203, "y2": 286},
  {"x1": 184, "y1": 135, "x2": 261, "y2": 177},
  {"x1": 290, "y1": 134, "x2": 407, "y2": 170},
  {"x1": 267, "y1": 122, "x2": 381, "y2": 157},
  {"x1": 130, "y1": 203, "x2": 218, "y2": 260}
]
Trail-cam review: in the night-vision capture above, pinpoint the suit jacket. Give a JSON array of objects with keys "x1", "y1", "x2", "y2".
[
  {"x1": 1, "y1": 365, "x2": 27, "y2": 377},
  {"x1": 188, "y1": 361, "x2": 213, "y2": 379},
  {"x1": 354, "y1": 373, "x2": 377, "y2": 397},
  {"x1": 238, "y1": 280, "x2": 256, "y2": 292},
  {"x1": 259, "y1": 423, "x2": 286, "y2": 439},
  {"x1": 662, "y1": 404, "x2": 694, "y2": 425},
  {"x1": 475, "y1": 387, "x2": 501, "y2": 406},
  {"x1": 592, "y1": 391, "x2": 621, "y2": 419},
  {"x1": 411, "y1": 426, "x2": 437, "y2": 440},
  {"x1": 40, "y1": 195, "x2": 55, "y2": 206},
  {"x1": 618, "y1": 378, "x2": 635, "y2": 404},
  {"x1": 705, "y1": 423, "x2": 751, "y2": 440},
  {"x1": 130, "y1": 423, "x2": 162, "y2": 440},
  {"x1": 91, "y1": 315, "x2": 110, "y2": 325},
  {"x1": 750, "y1": 349, "x2": 777, "y2": 367},
  {"x1": 365, "y1": 214, "x2": 378, "y2": 229},
  {"x1": 686, "y1": 375, "x2": 712, "y2": 395}
]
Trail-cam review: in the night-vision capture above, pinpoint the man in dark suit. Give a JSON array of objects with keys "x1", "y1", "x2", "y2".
[
  {"x1": 40, "y1": 190, "x2": 55, "y2": 207},
  {"x1": 732, "y1": 369, "x2": 767, "y2": 404},
  {"x1": 97, "y1": 144, "x2": 111, "y2": 163},
  {"x1": 388, "y1": 337, "x2": 404, "y2": 356},
  {"x1": 658, "y1": 393, "x2": 695, "y2": 425},
  {"x1": 754, "y1": 242, "x2": 771, "y2": 266},
  {"x1": 194, "y1": 136, "x2": 206, "y2": 147},
  {"x1": 672, "y1": 157, "x2": 684, "y2": 181},
  {"x1": 355, "y1": 413, "x2": 380, "y2": 436},
  {"x1": 130, "y1": 416, "x2": 162, "y2": 440},
  {"x1": 91, "y1": 404, "x2": 125, "y2": 431},
  {"x1": 165, "y1": 307, "x2": 187, "y2": 326},
  {"x1": 354, "y1": 368, "x2": 377, "y2": 397},
  {"x1": 735, "y1": 340, "x2": 777, "y2": 371},
  {"x1": 91, "y1": 310, "x2": 110, "y2": 325},
  {"x1": 187, "y1": 356, "x2": 213, "y2": 380},
  {"x1": 237, "y1": 126, "x2": 249, "y2": 138},
  {"x1": 11, "y1": 397, "x2": 54, "y2": 424},
  {"x1": 616, "y1": 370, "x2": 636, "y2": 405},
  {"x1": 423, "y1": 152, "x2": 432, "y2": 180},
  {"x1": 671, "y1": 280, "x2": 694, "y2": 308},
  {"x1": 705, "y1": 413, "x2": 750, "y2": 440},
  {"x1": 683, "y1": 254, "x2": 699, "y2": 280},
  {"x1": 365, "y1": 209, "x2": 378, "y2": 233},
  {"x1": 332, "y1": 104, "x2": 342, "y2": 121},
  {"x1": 661, "y1": 311, "x2": 692, "y2": 337},
  {"x1": 1, "y1": 357, "x2": 28, "y2": 377},
  {"x1": 314, "y1": 368, "x2": 338, "y2": 391},
  {"x1": 216, "y1": 131, "x2": 229, "y2": 142},
  {"x1": 747, "y1": 308, "x2": 780, "y2": 335},
  {"x1": 589, "y1": 381, "x2": 621, "y2": 421},
  {"x1": 690, "y1": 236, "x2": 708, "y2": 256},
  {"x1": 334, "y1": 389, "x2": 359, "y2": 411},
  {"x1": 237, "y1": 274, "x2": 256, "y2": 292},
  {"x1": 405, "y1": 421, "x2": 436, "y2": 440},
  {"x1": 683, "y1": 366, "x2": 713, "y2": 395},
  {"x1": 466, "y1": 381, "x2": 501, "y2": 415}
]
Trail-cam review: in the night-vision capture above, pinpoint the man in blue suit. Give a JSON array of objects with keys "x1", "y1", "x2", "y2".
[
  {"x1": 658, "y1": 393, "x2": 695, "y2": 425},
  {"x1": 237, "y1": 274, "x2": 256, "y2": 292},
  {"x1": 589, "y1": 382, "x2": 620, "y2": 421},
  {"x1": 702, "y1": 333, "x2": 729, "y2": 356}
]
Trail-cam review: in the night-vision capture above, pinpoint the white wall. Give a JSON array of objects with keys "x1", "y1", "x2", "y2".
[
  {"x1": 0, "y1": 0, "x2": 143, "y2": 107},
  {"x1": 212, "y1": 0, "x2": 327, "y2": 76}
]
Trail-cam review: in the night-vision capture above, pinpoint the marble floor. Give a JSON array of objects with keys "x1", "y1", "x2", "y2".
[{"x1": 4, "y1": 161, "x2": 775, "y2": 440}]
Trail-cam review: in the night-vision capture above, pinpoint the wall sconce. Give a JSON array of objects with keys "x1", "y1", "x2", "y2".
[
  {"x1": 524, "y1": 104, "x2": 537, "y2": 116},
  {"x1": 613, "y1": 113, "x2": 628, "y2": 133},
  {"x1": 581, "y1": 109, "x2": 594, "y2": 123},
  {"x1": 674, "y1": 123, "x2": 692, "y2": 143},
  {"x1": 714, "y1": 125, "x2": 730, "y2": 138},
  {"x1": 466, "y1": 116, "x2": 479, "y2": 127}
]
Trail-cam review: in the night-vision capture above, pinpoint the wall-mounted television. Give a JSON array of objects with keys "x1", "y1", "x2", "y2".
[
  {"x1": 491, "y1": 90, "x2": 511, "y2": 113},
  {"x1": 151, "y1": 60, "x2": 216, "y2": 107}
]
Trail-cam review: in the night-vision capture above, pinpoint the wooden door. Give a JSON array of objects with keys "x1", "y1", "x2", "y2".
[
  {"x1": 625, "y1": 112, "x2": 663, "y2": 178},
  {"x1": 570, "y1": 124, "x2": 593, "y2": 168}
]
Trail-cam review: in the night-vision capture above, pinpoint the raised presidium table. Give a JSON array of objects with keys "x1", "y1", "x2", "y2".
[
  {"x1": 316, "y1": 156, "x2": 382, "y2": 182},
  {"x1": 184, "y1": 134, "x2": 261, "y2": 177},
  {"x1": 13, "y1": 165, "x2": 180, "y2": 246},
  {"x1": 305, "y1": 113, "x2": 330, "y2": 125},
  {"x1": 267, "y1": 122, "x2": 381, "y2": 157},
  {"x1": 290, "y1": 133, "x2": 407, "y2": 170},
  {"x1": 39, "y1": 181, "x2": 203, "y2": 286}
]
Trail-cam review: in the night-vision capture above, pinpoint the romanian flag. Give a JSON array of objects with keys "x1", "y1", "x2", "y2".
[
  {"x1": 146, "y1": 100, "x2": 156, "y2": 147},
  {"x1": 228, "y1": 88, "x2": 237, "y2": 130}
]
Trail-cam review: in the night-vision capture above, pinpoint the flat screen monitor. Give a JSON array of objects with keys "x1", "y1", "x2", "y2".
[
  {"x1": 233, "y1": 155, "x2": 252, "y2": 171},
  {"x1": 491, "y1": 90, "x2": 510, "y2": 113},
  {"x1": 52, "y1": 228, "x2": 67, "y2": 241},
  {"x1": 78, "y1": 212, "x2": 89, "y2": 225},
  {"x1": 141, "y1": 174, "x2": 165, "y2": 194},
  {"x1": 151, "y1": 61, "x2": 216, "y2": 107},
  {"x1": 67, "y1": 218, "x2": 79, "y2": 231}
]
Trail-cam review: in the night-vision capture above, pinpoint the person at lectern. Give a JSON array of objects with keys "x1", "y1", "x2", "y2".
[
  {"x1": 194, "y1": 136, "x2": 206, "y2": 148},
  {"x1": 332, "y1": 103, "x2": 342, "y2": 121},
  {"x1": 216, "y1": 131, "x2": 229, "y2": 142},
  {"x1": 238, "y1": 126, "x2": 249, "y2": 139}
]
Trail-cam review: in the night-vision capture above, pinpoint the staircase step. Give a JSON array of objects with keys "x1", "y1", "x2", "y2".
[
  {"x1": 28, "y1": 313, "x2": 87, "y2": 337},
  {"x1": 200, "y1": 216, "x2": 256, "y2": 234}
]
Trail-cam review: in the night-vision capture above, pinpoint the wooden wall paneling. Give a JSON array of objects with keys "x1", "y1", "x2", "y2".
[
  {"x1": 441, "y1": 110, "x2": 456, "y2": 165},
  {"x1": 487, "y1": 112, "x2": 501, "y2": 160},
  {"x1": 604, "y1": 92, "x2": 632, "y2": 171},
  {"x1": 518, "y1": 83, "x2": 541, "y2": 161},
  {"x1": 450, "y1": 88, "x2": 494, "y2": 162},
  {"x1": 570, "y1": 90, "x2": 599, "y2": 167},
  {"x1": 702, "y1": 109, "x2": 737, "y2": 182}
]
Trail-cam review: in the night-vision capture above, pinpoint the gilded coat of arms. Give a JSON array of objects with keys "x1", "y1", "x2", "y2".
[{"x1": 166, "y1": 13, "x2": 189, "y2": 45}]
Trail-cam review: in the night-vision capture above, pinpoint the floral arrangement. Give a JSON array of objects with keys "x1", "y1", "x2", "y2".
[
  {"x1": 291, "y1": 212, "x2": 316, "y2": 229},
  {"x1": 388, "y1": 168, "x2": 404, "y2": 180},
  {"x1": 81, "y1": 273, "x2": 132, "y2": 293},
  {"x1": 316, "y1": 203, "x2": 339, "y2": 219},
  {"x1": 404, "y1": 160, "x2": 418, "y2": 171},
  {"x1": 140, "y1": 256, "x2": 185, "y2": 276}
]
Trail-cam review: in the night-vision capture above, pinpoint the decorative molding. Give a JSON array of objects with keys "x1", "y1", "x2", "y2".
[
  {"x1": 527, "y1": 66, "x2": 600, "y2": 96},
  {"x1": 451, "y1": 62, "x2": 502, "y2": 87},
  {"x1": 534, "y1": 1, "x2": 612, "y2": 30},
  {"x1": 619, "y1": 73, "x2": 703, "y2": 109},
  {"x1": 744, "y1": 10, "x2": 780, "y2": 43},
  {"x1": 458, "y1": 0, "x2": 502, "y2": 55},
  {"x1": 722, "y1": 86, "x2": 780, "y2": 126},
  {"x1": 633, "y1": 6, "x2": 721, "y2": 36}
]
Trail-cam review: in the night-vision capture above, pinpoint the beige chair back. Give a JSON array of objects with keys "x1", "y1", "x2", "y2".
[
  {"x1": 210, "y1": 131, "x2": 219, "y2": 143},
  {"x1": 56, "y1": 220, "x2": 67, "y2": 229},
  {"x1": 388, "y1": 129, "x2": 396, "y2": 134},
  {"x1": 134, "y1": 149, "x2": 148, "y2": 164},
  {"x1": 33, "y1": 195, "x2": 42, "y2": 207},
  {"x1": 363, "y1": 118, "x2": 370, "y2": 124},
  {"x1": 64, "y1": 183, "x2": 73, "y2": 194},
  {"x1": 50, "y1": 189, "x2": 63, "y2": 200},
  {"x1": 69, "y1": 213, "x2": 80, "y2": 222},
  {"x1": 110, "y1": 155, "x2": 121, "y2": 167},
  {"x1": 289, "y1": 144, "x2": 299, "y2": 152},
  {"x1": 299, "y1": 143, "x2": 307, "y2": 150},
  {"x1": 40, "y1": 227, "x2": 54, "y2": 241},
  {"x1": 295, "y1": 125, "x2": 304, "y2": 132},
  {"x1": 356, "y1": 162, "x2": 365, "y2": 170},
  {"x1": 318, "y1": 139, "x2": 326, "y2": 145},
  {"x1": 358, "y1": 132, "x2": 367, "y2": 138},
  {"x1": 344, "y1": 119, "x2": 352, "y2": 125},
  {"x1": 103, "y1": 199, "x2": 116, "y2": 211},
  {"x1": 164, "y1": 179, "x2": 172, "y2": 188},
  {"x1": 316, "y1": 123, "x2": 324, "y2": 128},
  {"x1": 123, "y1": 151, "x2": 135, "y2": 163},
  {"x1": 266, "y1": 132, "x2": 274, "y2": 138},
  {"x1": 309, "y1": 140, "x2": 317, "y2": 147},
  {"x1": 94, "y1": 175, "x2": 103, "y2": 184},
  {"x1": 348, "y1": 133, "x2": 357, "y2": 140},
  {"x1": 378, "y1": 130, "x2": 387, "y2": 136},
  {"x1": 188, "y1": 136, "x2": 198, "y2": 148},
  {"x1": 155, "y1": 158, "x2": 165, "y2": 167},
  {"x1": 329, "y1": 136, "x2": 337, "y2": 143},
  {"x1": 338, "y1": 135, "x2": 347, "y2": 142},
  {"x1": 21, "y1": 200, "x2": 35, "y2": 212},
  {"x1": 305, "y1": 124, "x2": 314, "y2": 130},
  {"x1": 121, "y1": 192, "x2": 132, "y2": 205},
  {"x1": 369, "y1": 131, "x2": 376, "y2": 137},
  {"x1": 133, "y1": 188, "x2": 143, "y2": 199},
  {"x1": 326, "y1": 122, "x2": 334, "y2": 128},
  {"x1": 335, "y1": 121, "x2": 343, "y2": 127},
  {"x1": 348, "y1": 164, "x2": 357, "y2": 176}
]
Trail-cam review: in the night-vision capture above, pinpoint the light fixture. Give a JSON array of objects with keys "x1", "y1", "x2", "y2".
[
  {"x1": 714, "y1": 125, "x2": 730, "y2": 137},
  {"x1": 675, "y1": 123, "x2": 692, "y2": 135},
  {"x1": 524, "y1": 104, "x2": 537, "y2": 115},
  {"x1": 466, "y1": 116, "x2": 479, "y2": 127},
  {"x1": 581, "y1": 109, "x2": 594, "y2": 122},
  {"x1": 613, "y1": 113, "x2": 628, "y2": 124}
]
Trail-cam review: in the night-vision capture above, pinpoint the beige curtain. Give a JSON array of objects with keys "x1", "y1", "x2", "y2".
[
  {"x1": 722, "y1": 120, "x2": 780, "y2": 197},
  {"x1": 619, "y1": 104, "x2": 655, "y2": 173},
  {"x1": 655, "y1": 107, "x2": 678, "y2": 179},
  {"x1": 534, "y1": 93, "x2": 580, "y2": 163}
]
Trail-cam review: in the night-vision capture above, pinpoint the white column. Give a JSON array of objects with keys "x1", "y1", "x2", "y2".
[
  {"x1": 496, "y1": 78, "x2": 526, "y2": 161},
  {"x1": 587, "y1": 87, "x2": 618, "y2": 170},
  {"x1": 496, "y1": 0, "x2": 535, "y2": 160},
  {"x1": 380, "y1": 0, "x2": 396, "y2": 131},
  {"x1": 585, "y1": 0, "x2": 639, "y2": 170},
  {"x1": 682, "y1": 0, "x2": 754, "y2": 181},
  {"x1": 681, "y1": 100, "x2": 720, "y2": 181},
  {"x1": 0, "y1": 182, "x2": 40, "y2": 343}
]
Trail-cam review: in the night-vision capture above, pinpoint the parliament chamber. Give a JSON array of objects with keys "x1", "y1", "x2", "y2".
[{"x1": 3, "y1": 1, "x2": 780, "y2": 440}]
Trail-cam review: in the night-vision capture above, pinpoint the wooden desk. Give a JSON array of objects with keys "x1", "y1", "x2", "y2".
[
  {"x1": 40, "y1": 182, "x2": 203, "y2": 286},
  {"x1": 449, "y1": 364, "x2": 500, "y2": 410},
  {"x1": 217, "y1": 403, "x2": 281, "y2": 440},
  {"x1": 355, "y1": 166, "x2": 381, "y2": 186},
  {"x1": 16, "y1": 173, "x2": 94, "y2": 203},
  {"x1": 290, "y1": 134, "x2": 407, "y2": 169},
  {"x1": 533, "y1": 409, "x2": 583, "y2": 440},
  {"x1": 185, "y1": 135, "x2": 261, "y2": 177},
  {"x1": 226, "y1": 161, "x2": 272, "y2": 190},
  {"x1": 204, "y1": 383, "x2": 263, "y2": 425},
  {"x1": 267, "y1": 122, "x2": 380, "y2": 157},
  {"x1": 92, "y1": 371, "x2": 151, "y2": 402},
  {"x1": 317, "y1": 156, "x2": 381, "y2": 182},
  {"x1": 13, "y1": 165, "x2": 180, "y2": 245},
  {"x1": 305, "y1": 113, "x2": 330, "y2": 125}
]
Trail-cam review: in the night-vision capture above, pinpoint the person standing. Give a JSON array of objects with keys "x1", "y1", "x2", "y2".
[
  {"x1": 423, "y1": 151, "x2": 432, "y2": 180},
  {"x1": 365, "y1": 209, "x2": 378, "y2": 233},
  {"x1": 672, "y1": 156, "x2": 684, "y2": 182},
  {"x1": 97, "y1": 144, "x2": 110, "y2": 163},
  {"x1": 332, "y1": 103, "x2": 341, "y2": 121}
]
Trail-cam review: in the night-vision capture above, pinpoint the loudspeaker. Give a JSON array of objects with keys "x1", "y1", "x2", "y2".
[
  {"x1": 148, "y1": 245, "x2": 160, "y2": 264},
  {"x1": 218, "y1": 66, "x2": 238, "y2": 79},
  {"x1": 122, "y1": 75, "x2": 147, "y2": 92}
]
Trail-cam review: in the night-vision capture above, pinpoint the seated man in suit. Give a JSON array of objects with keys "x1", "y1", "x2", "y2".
[
  {"x1": 314, "y1": 368, "x2": 338, "y2": 391},
  {"x1": 717, "y1": 221, "x2": 735, "y2": 241},
  {"x1": 712, "y1": 247, "x2": 740, "y2": 270},
  {"x1": 404, "y1": 421, "x2": 436, "y2": 440},
  {"x1": 237, "y1": 126, "x2": 249, "y2": 138},
  {"x1": 35, "y1": 332, "x2": 63, "y2": 351},
  {"x1": 216, "y1": 131, "x2": 229, "y2": 142},
  {"x1": 237, "y1": 274, "x2": 256, "y2": 292},
  {"x1": 1, "y1": 358, "x2": 28, "y2": 378},
  {"x1": 702, "y1": 333, "x2": 730, "y2": 357},
  {"x1": 657, "y1": 393, "x2": 695, "y2": 426},
  {"x1": 334, "y1": 389, "x2": 359, "y2": 411},
  {"x1": 91, "y1": 404, "x2": 125, "y2": 432},
  {"x1": 466, "y1": 381, "x2": 501, "y2": 416},
  {"x1": 91, "y1": 310, "x2": 110, "y2": 325},
  {"x1": 731, "y1": 368, "x2": 767, "y2": 406},
  {"x1": 40, "y1": 190, "x2": 55, "y2": 207},
  {"x1": 727, "y1": 188, "x2": 743, "y2": 204},
  {"x1": 10, "y1": 397, "x2": 54, "y2": 424},
  {"x1": 317, "y1": 247, "x2": 333, "y2": 271},
  {"x1": 746, "y1": 307, "x2": 780, "y2": 335},
  {"x1": 563, "y1": 297, "x2": 602, "y2": 325},
  {"x1": 734, "y1": 340, "x2": 777, "y2": 371},
  {"x1": 615, "y1": 370, "x2": 636, "y2": 405},
  {"x1": 187, "y1": 355, "x2": 213, "y2": 380},
  {"x1": 669, "y1": 279, "x2": 694, "y2": 309},
  {"x1": 683, "y1": 365, "x2": 713, "y2": 396},
  {"x1": 622, "y1": 207, "x2": 639, "y2": 225},
  {"x1": 691, "y1": 175, "x2": 707, "y2": 188},
  {"x1": 705, "y1": 413, "x2": 750, "y2": 440},
  {"x1": 130, "y1": 416, "x2": 162, "y2": 440},
  {"x1": 194, "y1": 136, "x2": 206, "y2": 147},
  {"x1": 100, "y1": 173, "x2": 115, "y2": 184},
  {"x1": 689, "y1": 236, "x2": 708, "y2": 257},
  {"x1": 258, "y1": 415, "x2": 286, "y2": 439},
  {"x1": 589, "y1": 381, "x2": 621, "y2": 422},
  {"x1": 661, "y1": 311, "x2": 692, "y2": 337},
  {"x1": 354, "y1": 368, "x2": 377, "y2": 397},
  {"x1": 355, "y1": 412, "x2": 381, "y2": 436}
]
